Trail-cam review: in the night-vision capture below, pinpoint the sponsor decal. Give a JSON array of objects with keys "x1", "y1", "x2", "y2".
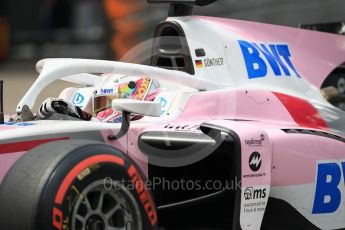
[
  {"x1": 100, "y1": 88, "x2": 114, "y2": 94},
  {"x1": 73, "y1": 92, "x2": 85, "y2": 105},
  {"x1": 313, "y1": 161, "x2": 345, "y2": 214},
  {"x1": 110, "y1": 115, "x2": 123, "y2": 123},
  {"x1": 204, "y1": 57, "x2": 224, "y2": 67},
  {"x1": 242, "y1": 186, "x2": 268, "y2": 215},
  {"x1": 52, "y1": 207, "x2": 63, "y2": 230},
  {"x1": 128, "y1": 165, "x2": 157, "y2": 226},
  {"x1": 195, "y1": 57, "x2": 224, "y2": 69},
  {"x1": 243, "y1": 150, "x2": 265, "y2": 178},
  {"x1": 3, "y1": 122, "x2": 34, "y2": 126},
  {"x1": 158, "y1": 97, "x2": 168, "y2": 115},
  {"x1": 249, "y1": 151, "x2": 262, "y2": 172},
  {"x1": 244, "y1": 187, "x2": 267, "y2": 200},
  {"x1": 238, "y1": 40, "x2": 302, "y2": 79},
  {"x1": 195, "y1": 60, "x2": 203, "y2": 68},
  {"x1": 245, "y1": 134, "x2": 265, "y2": 147},
  {"x1": 243, "y1": 172, "x2": 265, "y2": 178},
  {"x1": 163, "y1": 124, "x2": 200, "y2": 132}
]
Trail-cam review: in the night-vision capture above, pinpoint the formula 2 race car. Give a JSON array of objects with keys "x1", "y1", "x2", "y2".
[{"x1": 1, "y1": 0, "x2": 345, "y2": 229}]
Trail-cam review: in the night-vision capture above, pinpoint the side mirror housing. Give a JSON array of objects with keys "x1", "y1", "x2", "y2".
[{"x1": 112, "y1": 99, "x2": 161, "y2": 117}]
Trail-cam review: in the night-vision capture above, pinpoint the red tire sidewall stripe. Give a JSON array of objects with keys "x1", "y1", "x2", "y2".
[{"x1": 54, "y1": 154, "x2": 125, "y2": 205}]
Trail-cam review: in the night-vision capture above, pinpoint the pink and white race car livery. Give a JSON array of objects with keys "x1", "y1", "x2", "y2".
[{"x1": 0, "y1": 0, "x2": 344, "y2": 229}]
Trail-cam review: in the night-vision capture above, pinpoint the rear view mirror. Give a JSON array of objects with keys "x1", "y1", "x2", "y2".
[
  {"x1": 112, "y1": 99, "x2": 161, "y2": 117},
  {"x1": 108, "y1": 99, "x2": 161, "y2": 140}
]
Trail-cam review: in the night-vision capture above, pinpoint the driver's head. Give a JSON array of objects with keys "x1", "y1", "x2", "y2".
[{"x1": 93, "y1": 74, "x2": 160, "y2": 115}]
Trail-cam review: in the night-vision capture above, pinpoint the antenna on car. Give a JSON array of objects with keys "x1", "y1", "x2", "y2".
[{"x1": 147, "y1": 0, "x2": 218, "y2": 17}]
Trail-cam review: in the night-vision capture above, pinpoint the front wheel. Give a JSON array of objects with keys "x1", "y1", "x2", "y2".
[{"x1": 0, "y1": 140, "x2": 157, "y2": 230}]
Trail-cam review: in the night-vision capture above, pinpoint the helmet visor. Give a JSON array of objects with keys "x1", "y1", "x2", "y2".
[{"x1": 93, "y1": 95, "x2": 119, "y2": 114}]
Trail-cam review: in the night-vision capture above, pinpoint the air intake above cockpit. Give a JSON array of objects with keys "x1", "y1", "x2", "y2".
[{"x1": 150, "y1": 21, "x2": 195, "y2": 75}]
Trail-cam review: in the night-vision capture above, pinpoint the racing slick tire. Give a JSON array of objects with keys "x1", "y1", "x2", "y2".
[{"x1": 0, "y1": 140, "x2": 157, "y2": 230}]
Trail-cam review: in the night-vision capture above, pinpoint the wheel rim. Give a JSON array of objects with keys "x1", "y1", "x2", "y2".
[{"x1": 71, "y1": 180, "x2": 140, "y2": 230}]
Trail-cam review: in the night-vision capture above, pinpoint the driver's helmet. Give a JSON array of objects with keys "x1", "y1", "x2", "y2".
[{"x1": 93, "y1": 73, "x2": 160, "y2": 123}]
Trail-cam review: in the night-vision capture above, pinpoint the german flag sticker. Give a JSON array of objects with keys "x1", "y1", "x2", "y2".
[{"x1": 195, "y1": 60, "x2": 203, "y2": 68}]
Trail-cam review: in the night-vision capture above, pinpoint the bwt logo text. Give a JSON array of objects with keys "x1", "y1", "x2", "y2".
[
  {"x1": 238, "y1": 40, "x2": 302, "y2": 79},
  {"x1": 313, "y1": 161, "x2": 345, "y2": 214}
]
